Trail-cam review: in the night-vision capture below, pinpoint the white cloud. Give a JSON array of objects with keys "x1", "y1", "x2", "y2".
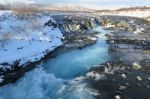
[
  {"x1": 0, "y1": 0, "x2": 150, "y2": 9},
  {"x1": 0, "y1": 0, "x2": 35, "y2": 5}
]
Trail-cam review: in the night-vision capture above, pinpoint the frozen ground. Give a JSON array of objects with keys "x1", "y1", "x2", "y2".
[{"x1": 0, "y1": 11, "x2": 63, "y2": 67}]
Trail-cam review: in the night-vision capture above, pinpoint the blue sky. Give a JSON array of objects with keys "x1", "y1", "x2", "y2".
[{"x1": 0, "y1": 0, "x2": 150, "y2": 9}]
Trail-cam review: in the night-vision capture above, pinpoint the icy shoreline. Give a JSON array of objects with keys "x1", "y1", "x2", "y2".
[
  {"x1": 0, "y1": 11, "x2": 63, "y2": 66},
  {"x1": 0, "y1": 11, "x2": 64, "y2": 84}
]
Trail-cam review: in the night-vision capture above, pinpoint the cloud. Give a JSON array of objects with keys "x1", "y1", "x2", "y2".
[{"x1": 0, "y1": 0, "x2": 150, "y2": 9}]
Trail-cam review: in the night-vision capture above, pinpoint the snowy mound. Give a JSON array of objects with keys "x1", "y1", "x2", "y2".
[
  {"x1": 0, "y1": 11, "x2": 63, "y2": 66},
  {"x1": 41, "y1": 4, "x2": 94, "y2": 12}
]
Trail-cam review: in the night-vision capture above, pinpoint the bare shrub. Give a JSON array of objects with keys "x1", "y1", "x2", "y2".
[
  {"x1": 0, "y1": 33, "x2": 12, "y2": 48},
  {"x1": 0, "y1": 4, "x2": 8, "y2": 10},
  {"x1": 145, "y1": 16, "x2": 150, "y2": 21},
  {"x1": 11, "y1": 5, "x2": 40, "y2": 18},
  {"x1": 11, "y1": 5, "x2": 42, "y2": 29},
  {"x1": 31, "y1": 17, "x2": 42, "y2": 29}
]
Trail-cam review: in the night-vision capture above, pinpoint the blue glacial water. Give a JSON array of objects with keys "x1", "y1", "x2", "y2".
[
  {"x1": 0, "y1": 26, "x2": 110, "y2": 99},
  {"x1": 43, "y1": 39, "x2": 109, "y2": 79}
]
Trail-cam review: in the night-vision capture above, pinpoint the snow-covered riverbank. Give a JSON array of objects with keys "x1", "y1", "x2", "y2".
[
  {"x1": 0, "y1": 11, "x2": 63, "y2": 67},
  {"x1": 0, "y1": 11, "x2": 64, "y2": 83}
]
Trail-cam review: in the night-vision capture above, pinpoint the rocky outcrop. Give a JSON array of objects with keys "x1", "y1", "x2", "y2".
[
  {"x1": 53, "y1": 15, "x2": 99, "y2": 33},
  {"x1": 96, "y1": 15, "x2": 150, "y2": 34},
  {"x1": 86, "y1": 62, "x2": 150, "y2": 99},
  {"x1": 83, "y1": 15, "x2": 150, "y2": 99},
  {"x1": 52, "y1": 15, "x2": 99, "y2": 48}
]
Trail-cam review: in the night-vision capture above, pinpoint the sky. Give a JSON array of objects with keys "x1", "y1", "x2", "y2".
[{"x1": 0, "y1": 0, "x2": 150, "y2": 9}]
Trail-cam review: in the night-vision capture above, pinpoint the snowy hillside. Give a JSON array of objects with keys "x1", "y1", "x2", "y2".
[
  {"x1": 95, "y1": 7, "x2": 150, "y2": 19},
  {"x1": 40, "y1": 4, "x2": 94, "y2": 12},
  {"x1": 0, "y1": 11, "x2": 63, "y2": 67}
]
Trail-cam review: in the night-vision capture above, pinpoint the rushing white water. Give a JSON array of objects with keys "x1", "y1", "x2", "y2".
[
  {"x1": 0, "y1": 26, "x2": 110, "y2": 99},
  {"x1": 0, "y1": 67, "x2": 96, "y2": 99}
]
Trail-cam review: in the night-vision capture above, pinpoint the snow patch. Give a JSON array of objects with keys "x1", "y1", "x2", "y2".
[
  {"x1": 0, "y1": 11, "x2": 63, "y2": 68},
  {"x1": 86, "y1": 71, "x2": 106, "y2": 81}
]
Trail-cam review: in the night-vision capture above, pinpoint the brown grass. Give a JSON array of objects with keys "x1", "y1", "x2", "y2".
[
  {"x1": 116, "y1": 6, "x2": 150, "y2": 12},
  {"x1": 145, "y1": 16, "x2": 150, "y2": 21},
  {"x1": 0, "y1": 4, "x2": 8, "y2": 10},
  {"x1": 11, "y1": 5, "x2": 41, "y2": 18},
  {"x1": 144, "y1": 50, "x2": 150, "y2": 55},
  {"x1": 95, "y1": 6, "x2": 150, "y2": 13}
]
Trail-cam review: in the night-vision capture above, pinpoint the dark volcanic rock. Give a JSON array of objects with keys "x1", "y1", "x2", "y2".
[
  {"x1": 87, "y1": 62, "x2": 150, "y2": 99},
  {"x1": 105, "y1": 30, "x2": 150, "y2": 63},
  {"x1": 86, "y1": 15, "x2": 150, "y2": 99}
]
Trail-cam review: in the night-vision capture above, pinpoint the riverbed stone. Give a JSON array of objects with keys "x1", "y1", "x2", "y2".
[
  {"x1": 119, "y1": 85, "x2": 127, "y2": 90},
  {"x1": 136, "y1": 76, "x2": 142, "y2": 81},
  {"x1": 115, "y1": 95, "x2": 121, "y2": 99},
  {"x1": 132, "y1": 63, "x2": 142, "y2": 70},
  {"x1": 121, "y1": 74, "x2": 127, "y2": 79}
]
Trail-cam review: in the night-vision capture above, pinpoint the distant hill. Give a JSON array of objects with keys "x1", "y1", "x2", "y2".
[
  {"x1": 40, "y1": 4, "x2": 94, "y2": 12},
  {"x1": 94, "y1": 6, "x2": 150, "y2": 18},
  {"x1": 95, "y1": 6, "x2": 150, "y2": 12}
]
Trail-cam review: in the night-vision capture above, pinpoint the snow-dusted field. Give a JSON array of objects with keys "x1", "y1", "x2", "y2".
[
  {"x1": 95, "y1": 9, "x2": 150, "y2": 19},
  {"x1": 0, "y1": 11, "x2": 63, "y2": 67}
]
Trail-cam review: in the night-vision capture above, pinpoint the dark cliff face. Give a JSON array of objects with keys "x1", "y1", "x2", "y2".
[
  {"x1": 52, "y1": 15, "x2": 99, "y2": 47},
  {"x1": 97, "y1": 15, "x2": 150, "y2": 33},
  {"x1": 53, "y1": 14, "x2": 150, "y2": 34},
  {"x1": 52, "y1": 15, "x2": 99, "y2": 34}
]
